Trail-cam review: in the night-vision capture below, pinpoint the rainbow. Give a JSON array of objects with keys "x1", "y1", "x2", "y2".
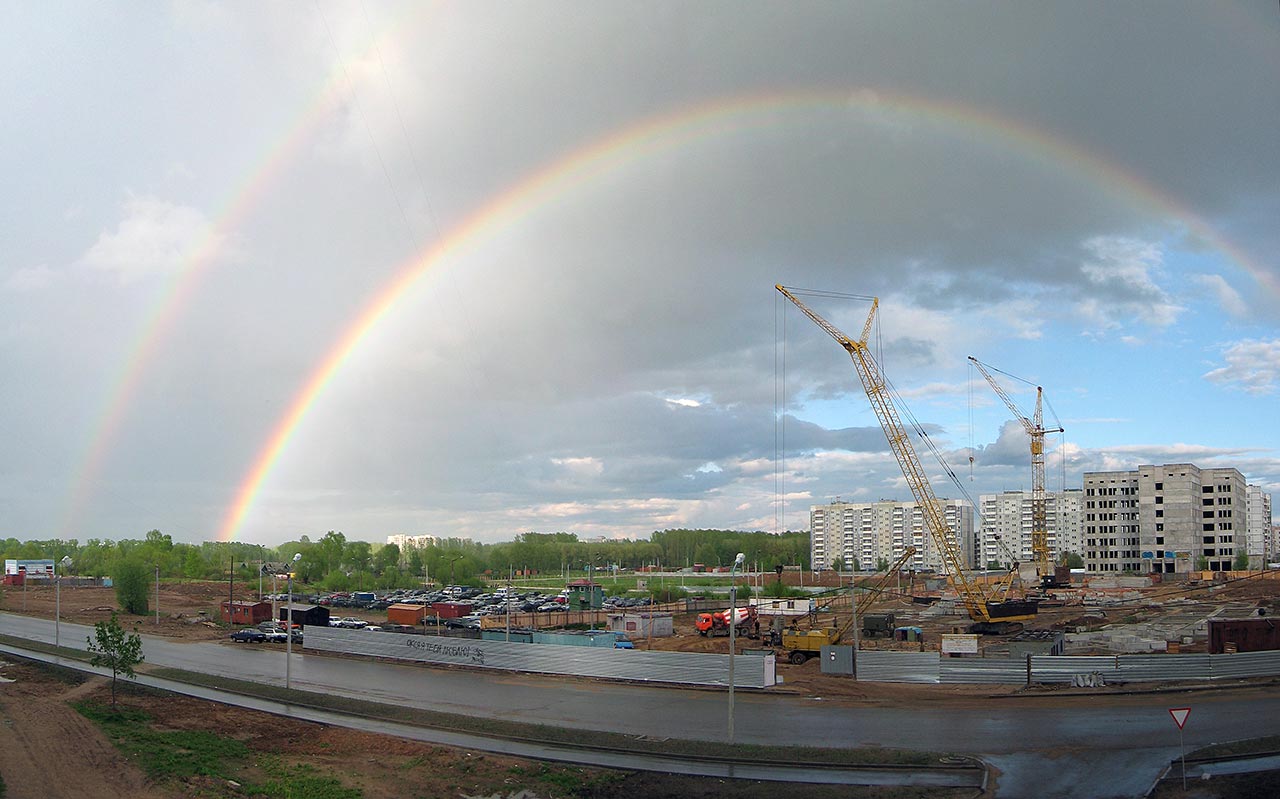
[
  {"x1": 57, "y1": 4, "x2": 430, "y2": 537},
  {"x1": 215, "y1": 87, "x2": 1275, "y2": 542}
]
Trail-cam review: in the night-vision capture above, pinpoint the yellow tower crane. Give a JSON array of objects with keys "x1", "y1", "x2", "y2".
[
  {"x1": 968, "y1": 356, "x2": 1065, "y2": 589},
  {"x1": 777, "y1": 285, "x2": 1035, "y2": 633}
]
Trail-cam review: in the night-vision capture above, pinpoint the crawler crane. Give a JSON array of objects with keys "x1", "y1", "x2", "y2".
[
  {"x1": 968, "y1": 356, "x2": 1065, "y2": 588},
  {"x1": 776, "y1": 285, "x2": 1036, "y2": 633}
]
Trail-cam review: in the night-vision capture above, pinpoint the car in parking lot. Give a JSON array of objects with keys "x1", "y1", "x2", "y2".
[
  {"x1": 336, "y1": 617, "x2": 368, "y2": 628},
  {"x1": 229, "y1": 628, "x2": 267, "y2": 643}
]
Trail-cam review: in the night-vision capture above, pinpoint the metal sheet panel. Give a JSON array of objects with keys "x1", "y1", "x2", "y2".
[
  {"x1": 1029, "y1": 655, "x2": 1123, "y2": 684},
  {"x1": 1209, "y1": 649, "x2": 1280, "y2": 680},
  {"x1": 1118, "y1": 654, "x2": 1212, "y2": 683},
  {"x1": 940, "y1": 657, "x2": 1026, "y2": 685},
  {"x1": 854, "y1": 651, "x2": 940, "y2": 683},
  {"x1": 306, "y1": 627, "x2": 776, "y2": 688}
]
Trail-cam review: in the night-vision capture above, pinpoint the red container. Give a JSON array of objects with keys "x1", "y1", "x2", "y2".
[{"x1": 432, "y1": 601, "x2": 471, "y2": 619}]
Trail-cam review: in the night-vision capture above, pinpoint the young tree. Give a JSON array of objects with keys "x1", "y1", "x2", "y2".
[
  {"x1": 1234, "y1": 551, "x2": 1251, "y2": 571},
  {"x1": 86, "y1": 613, "x2": 144, "y2": 709},
  {"x1": 113, "y1": 559, "x2": 150, "y2": 614}
]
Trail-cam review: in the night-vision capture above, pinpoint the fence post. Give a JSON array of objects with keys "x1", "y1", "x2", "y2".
[{"x1": 1026, "y1": 653, "x2": 1032, "y2": 687}]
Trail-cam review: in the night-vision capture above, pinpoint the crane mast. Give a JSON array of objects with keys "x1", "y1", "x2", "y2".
[
  {"x1": 777, "y1": 285, "x2": 1034, "y2": 631},
  {"x1": 968, "y1": 356, "x2": 1065, "y2": 587}
]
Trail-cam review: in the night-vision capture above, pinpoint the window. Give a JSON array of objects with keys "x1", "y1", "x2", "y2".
[
  {"x1": 1155, "y1": 482, "x2": 1163, "y2": 490},
  {"x1": 1156, "y1": 510, "x2": 1164, "y2": 517},
  {"x1": 1156, "y1": 496, "x2": 1164, "y2": 504}
]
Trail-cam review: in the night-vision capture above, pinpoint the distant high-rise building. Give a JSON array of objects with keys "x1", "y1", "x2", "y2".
[
  {"x1": 977, "y1": 489, "x2": 1084, "y2": 569},
  {"x1": 1246, "y1": 484, "x2": 1274, "y2": 564},
  {"x1": 386, "y1": 534, "x2": 439, "y2": 550},
  {"x1": 810, "y1": 498, "x2": 974, "y2": 573}
]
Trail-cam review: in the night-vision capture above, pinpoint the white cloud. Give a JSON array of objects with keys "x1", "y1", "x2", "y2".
[
  {"x1": 3, "y1": 265, "x2": 56, "y2": 292},
  {"x1": 550, "y1": 456, "x2": 604, "y2": 477},
  {"x1": 78, "y1": 196, "x2": 220, "y2": 284},
  {"x1": 1078, "y1": 236, "x2": 1184, "y2": 329},
  {"x1": 1194, "y1": 273, "x2": 1249, "y2": 318},
  {"x1": 1203, "y1": 339, "x2": 1280, "y2": 395}
]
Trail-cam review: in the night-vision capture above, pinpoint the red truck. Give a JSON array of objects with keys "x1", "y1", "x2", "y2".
[{"x1": 695, "y1": 606, "x2": 760, "y2": 638}]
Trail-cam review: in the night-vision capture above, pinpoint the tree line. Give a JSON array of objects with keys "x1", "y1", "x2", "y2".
[{"x1": 2, "y1": 527, "x2": 811, "y2": 595}]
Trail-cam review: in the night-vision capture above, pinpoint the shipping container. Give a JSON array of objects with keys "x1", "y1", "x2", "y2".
[
  {"x1": 432, "y1": 601, "x2": 472, "y2": 619},
  {"x1": 387, "y1": 603, "x2": 433, "y2": 626},
  {"x1": 1209, "y1": 617, "x2": 1280, "y2": 653}
]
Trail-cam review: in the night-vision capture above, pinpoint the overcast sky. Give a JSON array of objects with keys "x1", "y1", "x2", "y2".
[{"x1": 3, "y1": 2, "x2": 1277, "y2": 546}]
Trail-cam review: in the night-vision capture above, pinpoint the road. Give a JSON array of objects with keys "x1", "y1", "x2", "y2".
[{"x1": 6, "y1": 611, "x2": 1278, "y2": 798}]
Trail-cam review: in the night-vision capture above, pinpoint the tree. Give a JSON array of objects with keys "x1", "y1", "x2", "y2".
[
  {"x1": 86, "y1": 613, "x2": 144, "y2": 709},
  {"x1": 1061, "y1": 551, "x2": 1085, "y2": 569},
  {"x1": 113, "y1": 559, "x2": 149, "y2": 615},
  {"x1": 1235, "y1": 551, "x2": 1251, "y2": 571}
]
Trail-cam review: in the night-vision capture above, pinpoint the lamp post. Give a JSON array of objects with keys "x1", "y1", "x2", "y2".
[
  {"x1": 55, "y1": 556, "x2": 72, "y2": 651},
  {"x1": 727, "y1": 551, "x2": 745, "y2": 743},
  {"x1": 286, "y1": 553, "x2": 301, "y2": 690}
]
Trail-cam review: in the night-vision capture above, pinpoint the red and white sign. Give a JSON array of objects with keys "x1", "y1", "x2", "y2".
[{"x1": 1169, "y1": 707, "x2": 1191, "y2": 729}]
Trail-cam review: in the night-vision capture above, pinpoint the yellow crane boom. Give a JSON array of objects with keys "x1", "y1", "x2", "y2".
[
  {"x1": 968, "y1": 356, "x2": 1065, "y2": 587},
  {"x1": 777, "y1": 285, "x2": 1034, "y2": 633}
]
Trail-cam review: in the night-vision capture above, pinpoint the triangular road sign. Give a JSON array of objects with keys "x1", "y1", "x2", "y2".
[{"x1": 1169, "y1": 707, "x2": 1191, "y2": 729}]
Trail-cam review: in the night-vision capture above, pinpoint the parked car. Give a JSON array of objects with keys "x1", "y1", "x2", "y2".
[
  {"x1": 229, "y1": 628, "x2": 266, "y2": 643},
  {"x1": 337, "y1": 617, "x2": 368, "y2": 628}
]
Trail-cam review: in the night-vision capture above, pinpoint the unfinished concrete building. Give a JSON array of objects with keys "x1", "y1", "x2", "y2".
[{"x1": 1083, "y1": 463, "x2": 1258, "y2": 574}]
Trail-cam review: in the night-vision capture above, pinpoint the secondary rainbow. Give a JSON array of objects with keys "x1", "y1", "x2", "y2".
[
  {"x1": 217, "y1": 87, "x2": 1275, "y2": 542},
  {"x1": 57, "y1": 4, "x2": 431, "y2": 537}
]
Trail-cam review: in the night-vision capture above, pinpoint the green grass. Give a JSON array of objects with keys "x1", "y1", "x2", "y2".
[
  {"x1": 1189, "y1": 735, "x2": 1280, "y2": 760},
  {"x1": 71, "y1": 698, "x2": 364, "y2": 798},
  {"x1": 72, "y1": 700, "x2": 250, "y2": 779}
]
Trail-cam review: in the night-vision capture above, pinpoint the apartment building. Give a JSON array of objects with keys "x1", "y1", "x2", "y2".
[
  {"x1": 977, "y1": 489, "x2": 1084, "y2": 569},
  {"x1": 386, "y1": 533, "x2": 439, "y2": 550},
  {"x1": 810, "y1": 498, "x2": 975, "y2": 574},
  {"x1": 1246, "y1": 484, "x2": 1274, "y2": 563},
  {"x1": 1083, "y1": 463, "x2": 1252, "y2": 574}
]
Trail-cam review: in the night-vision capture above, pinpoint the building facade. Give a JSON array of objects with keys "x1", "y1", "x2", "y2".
[
  {"x1": 1083, "y1": 463, "x2": 1251, "y2": 574},
  {"x1": 810, "y1": 498, "x2": 975, "y2": 574},
  {"x1": 976, "y1": 489, "x2": 1085, "y2": 570},
  {"x1": 1246, "y1": 484, "x2": 1274, "y2": 564},
  {"x1": 386, "y1": 534, "x2": 439, "y2": 550}
]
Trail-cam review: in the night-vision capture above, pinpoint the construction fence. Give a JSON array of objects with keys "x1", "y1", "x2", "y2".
[
  {"x1": 306, "y1": 626, "x2": 777, "y2": 688},
  {"x1": 847, "y1": 648, "x2": 1280, "y2": 685}
]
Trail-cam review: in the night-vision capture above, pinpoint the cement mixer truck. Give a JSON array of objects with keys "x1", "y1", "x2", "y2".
[{"x1": 695, "y1": 606, "x2": 760, "y2": 638}]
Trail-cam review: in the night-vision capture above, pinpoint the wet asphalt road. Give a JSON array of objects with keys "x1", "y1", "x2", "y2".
[{"x1": 4, "y1": 611, "x2": 1277, "y2": 798}]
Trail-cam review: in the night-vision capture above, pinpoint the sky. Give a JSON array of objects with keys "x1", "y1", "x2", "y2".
[{"x1": 2, "y1": 2, "x2": 1277, "y2": 547}]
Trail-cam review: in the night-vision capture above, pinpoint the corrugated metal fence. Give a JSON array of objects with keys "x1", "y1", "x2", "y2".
[
  {"x1": 845, "y1": 649, "x2": 1280, "y2": 685},
  {"x1": 307, "y1": 627, "x2": 776, "y2": 688}
]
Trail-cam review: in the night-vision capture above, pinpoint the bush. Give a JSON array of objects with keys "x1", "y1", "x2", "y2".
[
  {"x1": 113, "y1": 560, "x2": 150, "y2": 615},
  {"x1": 761, "y1": 579, "x2": 806, "y2": 598}
]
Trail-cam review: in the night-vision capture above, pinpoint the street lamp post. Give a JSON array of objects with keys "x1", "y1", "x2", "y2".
[
  {"x1": 54, "y1": 556, "x2": 71, "y2": 651},
  {"x1": 286, "y1": 553, "x2": 301, "y2": 690},
  {"x1": 728, "y1": 551, "x2": 745, "y2": 743}
]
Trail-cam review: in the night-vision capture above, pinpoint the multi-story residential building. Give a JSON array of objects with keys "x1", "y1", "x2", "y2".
[
  {"x1": 810, "y1": 498, "x2": 975, "y2": 574},
  {"x1": 386, "y1": 534, "x2": 439, "y2": 550},
  {"x1": 977, "y1": 489, "x2": 1084, "y2": 569},
  {"x1": 1246, "y1": 485, "x2": 1274, "y2": 563},
  {"x1": 1083, "y1": 464, "x2": 1249, "y2": 574}
]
